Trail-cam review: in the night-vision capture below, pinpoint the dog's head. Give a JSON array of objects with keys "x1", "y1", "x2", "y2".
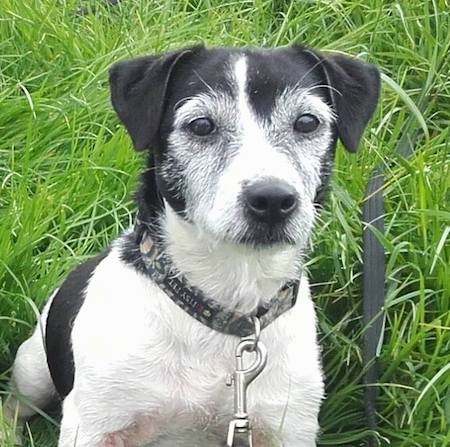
[{"x1": 110, "y1": 46, "x2": 380, "y2": 248}]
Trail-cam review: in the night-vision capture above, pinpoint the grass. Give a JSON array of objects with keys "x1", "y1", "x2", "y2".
[{"x1": 0, "y1": 0, "x2": 449, "y2": 445}]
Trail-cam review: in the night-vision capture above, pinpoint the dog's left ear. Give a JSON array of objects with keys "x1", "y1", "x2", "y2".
[
  {"x1": 109, "y1": 47, "x2": 202, "y2": 150},
  {"x1": 303, "y1": 49, "x2": 381, "y2": 152}
]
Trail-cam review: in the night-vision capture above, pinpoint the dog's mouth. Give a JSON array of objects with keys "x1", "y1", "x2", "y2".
[{"x1": 224, "y1": 222, "x2": 299, "y2": 247}]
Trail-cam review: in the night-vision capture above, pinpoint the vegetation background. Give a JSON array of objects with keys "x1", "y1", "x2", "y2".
[{"x1": 0, "y1": 0, "x2": 449, "y2": 446}]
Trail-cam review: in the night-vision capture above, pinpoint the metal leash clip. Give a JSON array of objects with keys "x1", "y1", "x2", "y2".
[{"x1": 226, "y1": 317, "x2": 267, "y2": 447}]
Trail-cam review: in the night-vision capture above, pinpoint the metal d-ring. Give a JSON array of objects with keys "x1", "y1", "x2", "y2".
[{"x1": 243, "y1": 316, "x2": 261, "y2": 352}]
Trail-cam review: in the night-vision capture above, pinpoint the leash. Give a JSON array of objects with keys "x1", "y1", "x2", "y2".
[
  {"x1": 362, "y1": 171, "x2": 385, "y2": 441},
  {"x1": 362, "y1": 84, "x2": 430, "y2": 444}
]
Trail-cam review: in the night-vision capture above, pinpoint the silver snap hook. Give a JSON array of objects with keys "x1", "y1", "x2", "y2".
[{"x1": 226, "y1": 318, "x2": 267, "y2": 446}]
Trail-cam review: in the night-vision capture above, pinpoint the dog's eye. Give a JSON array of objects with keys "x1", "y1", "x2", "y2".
[
  {"x1": 294, "y1": 114, "x2": 320, "y2": 133},
  {"x1": 187, "y1": 117, "x2": 215, "y2": 136}
]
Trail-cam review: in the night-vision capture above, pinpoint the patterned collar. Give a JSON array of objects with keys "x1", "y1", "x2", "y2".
[{"x1": 136, "y1": 223, "x2": 300, "y2": 337}]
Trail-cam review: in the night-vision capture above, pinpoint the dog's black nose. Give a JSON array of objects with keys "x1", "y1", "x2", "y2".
[{"x1": 244, "y1": 179, "x2": 298, "y2": 224}]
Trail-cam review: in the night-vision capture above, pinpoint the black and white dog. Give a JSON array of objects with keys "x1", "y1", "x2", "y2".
[{"x1": 5, "y1": 45, "x2": 380, "y2": 446}]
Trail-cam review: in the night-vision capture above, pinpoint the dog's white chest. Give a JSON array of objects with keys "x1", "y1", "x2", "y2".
[{"x1": 69, "y1": 248, "x2": 323, "y2": 445}]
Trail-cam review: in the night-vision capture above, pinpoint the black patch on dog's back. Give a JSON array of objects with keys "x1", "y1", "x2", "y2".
[{"x1": 46, "y1": 252, "x2": 108, "y2": 398}]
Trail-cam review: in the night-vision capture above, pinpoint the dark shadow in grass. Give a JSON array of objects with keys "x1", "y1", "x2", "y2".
[{"x1": 76, "y1": 0, "x2": 123, "y2": 17}]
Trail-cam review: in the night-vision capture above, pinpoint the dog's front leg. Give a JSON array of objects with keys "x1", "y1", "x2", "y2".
[
  {"x1": 273, "y1": 420, "x2": 319, "y2": 447},
  {"x1": 58, "y1": 391, "x2": 109, "y2": 447},
  {"x1": 250, "y1": 430, "x2": 316, "y2": 447},
  {"x1": 278, "y1": 434, "x2": 317, "y2": 447},
  {"x1": 59, "y1": 390, "x2": 164, "y2": 447},
  {"x1": 58, "y1": 391, "x2": 88, "y2": 447}
]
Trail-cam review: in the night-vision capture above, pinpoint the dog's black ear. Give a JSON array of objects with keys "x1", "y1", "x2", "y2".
[
  {"x1": 109, "y1": 47, "x2": 202, "y2": 150},
  {"x1": 303, "y1": 49, "x2": 380, "y2": 152},
  {"x1": 324, "y1": 54, "x2": 380, "y2": 152}
]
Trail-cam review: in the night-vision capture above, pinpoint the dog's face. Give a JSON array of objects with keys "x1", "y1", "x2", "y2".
[{"x1": 110, "y1": 46, "x2": 379, "y2": 247}]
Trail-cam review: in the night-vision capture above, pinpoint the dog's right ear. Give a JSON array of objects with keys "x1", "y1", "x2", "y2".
[
  {"x1": 109, "y1": 47, "x2": 201, "y2": 151},
  {"x1": 321, "y1": 53, "x2": 380, "y2": 153},
  {"x1": 299, "y1": 47, "x2": 380, "y2": 153}
]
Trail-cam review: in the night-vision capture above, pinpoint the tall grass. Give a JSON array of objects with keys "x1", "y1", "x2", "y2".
[{"x1": 0, "y1": 1, "x2": 449, "y2": 446}]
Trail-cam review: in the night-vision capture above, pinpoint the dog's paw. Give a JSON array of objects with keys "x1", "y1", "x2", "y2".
[{"x1": 102, "y1": 433, "x2": 126, "y2": 447}]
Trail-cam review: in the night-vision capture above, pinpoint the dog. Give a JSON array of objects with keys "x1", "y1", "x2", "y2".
[{"x1": 4, "y1": 45, "x2": 380, "y2": 446}]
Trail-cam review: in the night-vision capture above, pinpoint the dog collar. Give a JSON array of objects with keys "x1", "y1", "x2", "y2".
[{"x1": 136, "y1": 224, "x2": 300, "y2": 337}]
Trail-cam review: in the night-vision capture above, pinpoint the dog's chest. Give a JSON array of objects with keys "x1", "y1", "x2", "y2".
[
  {"x1": 93, "y1": 326, "x2": 283, "y2": 446},
  {"x1": 72, "y1": 259, "x2": 246, "y2": 426},
  {"x1": 70, "y1": 248, "x2": 321, "y2": 445},
  {"x1": 134, "y1": 329, "x2": 236, "y2": 419}
]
